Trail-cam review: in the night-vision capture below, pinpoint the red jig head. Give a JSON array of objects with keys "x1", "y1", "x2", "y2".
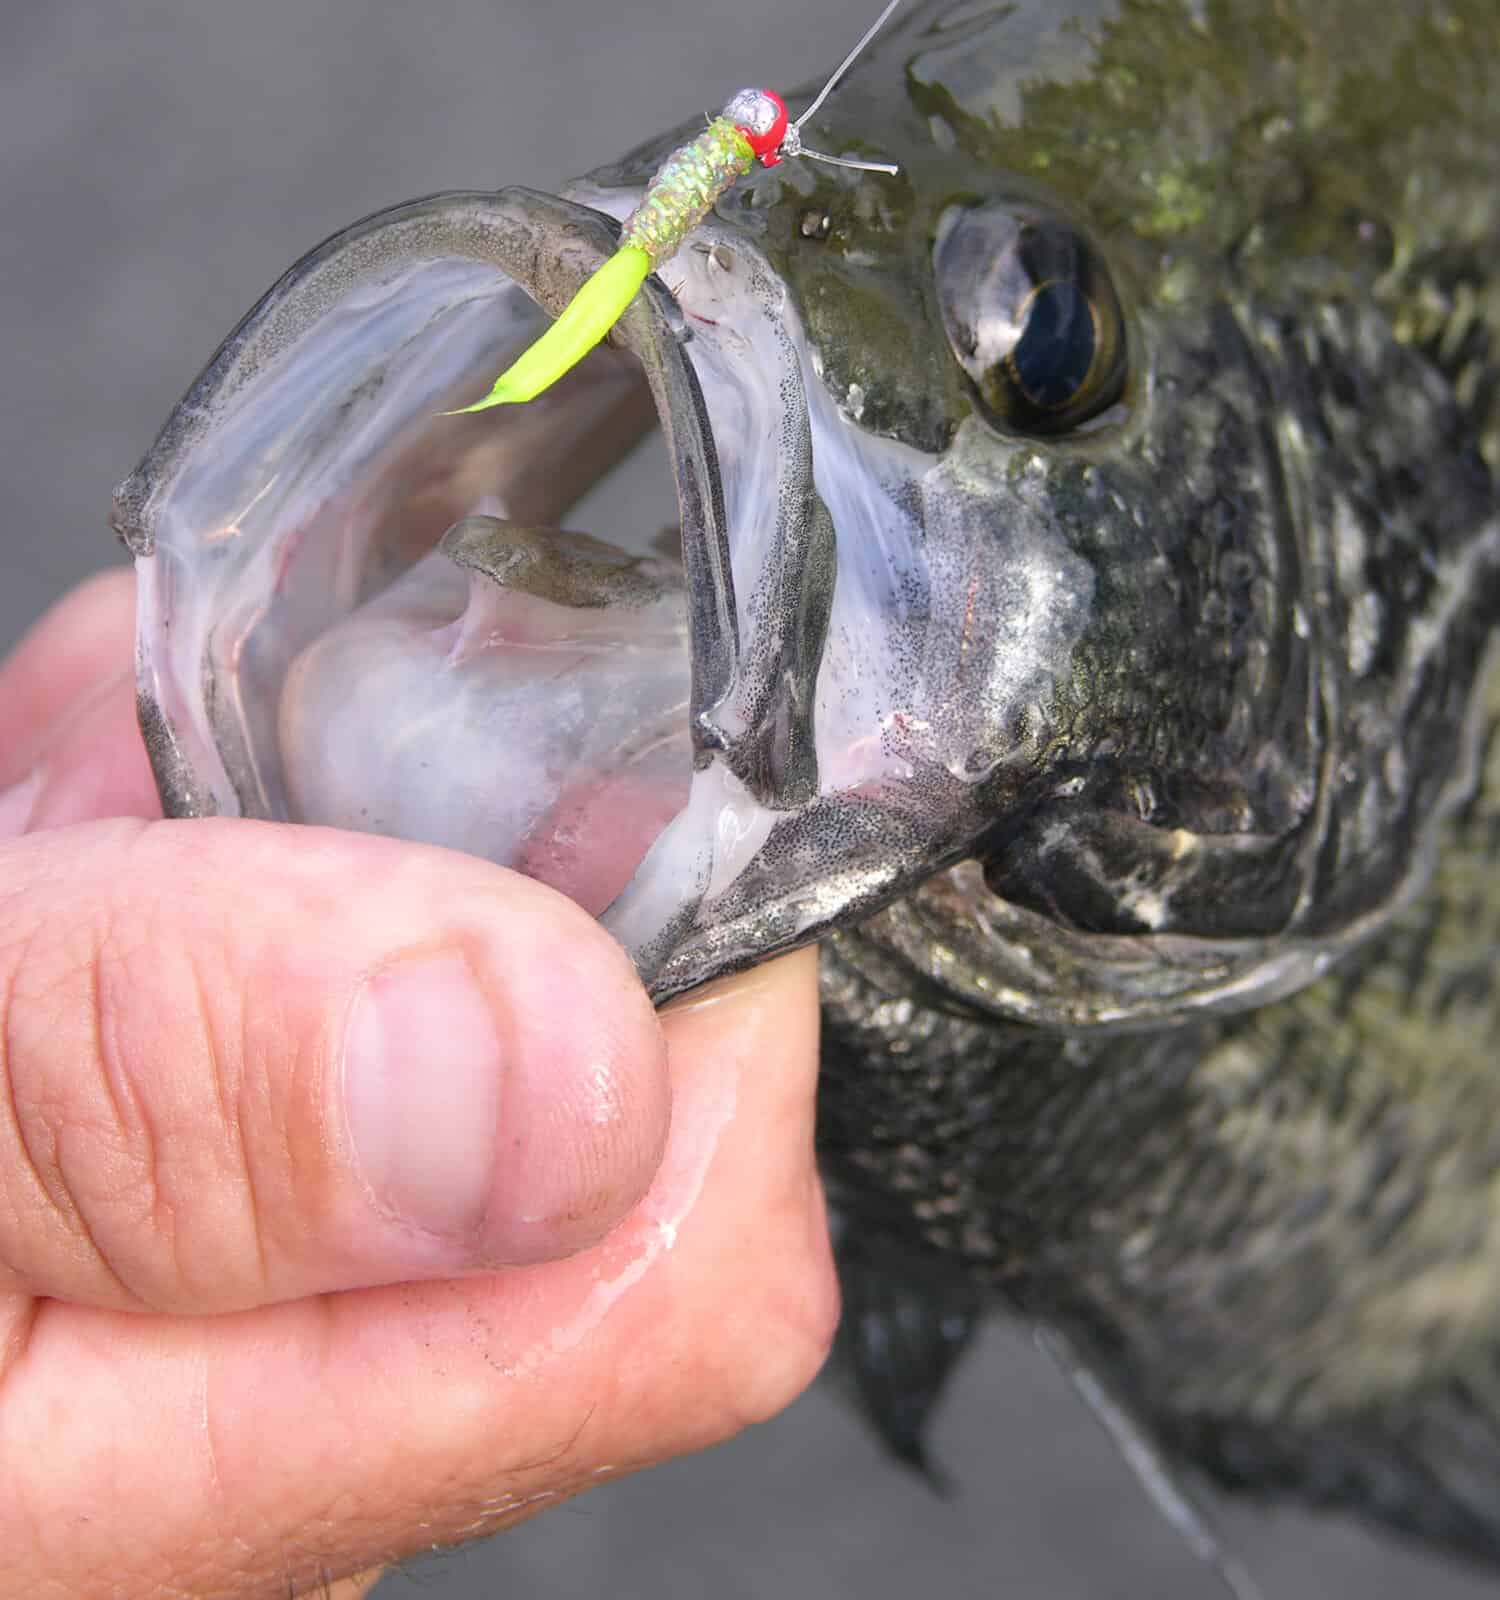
[{"x1": 724, "y1": 88, "x2": 791, "y2": 167}]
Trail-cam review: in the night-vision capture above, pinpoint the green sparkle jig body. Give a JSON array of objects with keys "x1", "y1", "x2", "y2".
[{"x1": 454, "y1": 0, "x2": 903, "y2": 413}]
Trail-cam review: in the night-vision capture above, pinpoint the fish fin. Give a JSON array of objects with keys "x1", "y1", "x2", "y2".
[
  {"x1": 831, "y1": 1225, "x2": 983, "y2": 1489},
  {"x1": 1034, "y1": 1325, "x2": 1266, "y2": 1600}
]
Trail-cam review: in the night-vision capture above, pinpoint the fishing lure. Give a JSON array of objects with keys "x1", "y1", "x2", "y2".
[{"x1": 452, "y1": 0, "x2": 904, "y2": 414}]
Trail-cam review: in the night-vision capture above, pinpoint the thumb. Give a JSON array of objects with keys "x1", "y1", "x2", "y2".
[{"x1": 0, "y1": 817, "x2": 670, "y2": 1312}]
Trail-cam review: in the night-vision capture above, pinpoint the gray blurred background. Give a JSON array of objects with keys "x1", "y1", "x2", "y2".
[{"x1": 1, "y1": 3, "x2": 1493, "y2": 1596}]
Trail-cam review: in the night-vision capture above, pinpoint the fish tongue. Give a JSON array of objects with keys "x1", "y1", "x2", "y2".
[
  {"x1": 439, "y1": 513, "x2": 679, "y2": 624},
  {"x1": 277, "y1": 514, "x2": 693, "y2": 914}
]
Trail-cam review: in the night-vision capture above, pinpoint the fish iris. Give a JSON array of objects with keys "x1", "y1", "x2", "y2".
[{"x1": 935, "y1": 200, "x2": 1127, "y2": 437}]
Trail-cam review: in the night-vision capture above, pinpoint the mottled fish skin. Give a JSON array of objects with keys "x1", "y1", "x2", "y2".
[
  {"x1": 821, "y1": 687, "x2": 1500, "y2": 1556},
  {"x1": 602, "y1": 0, "x2": 1500, "y2": 1560},
  {"x1": 696, "y1": 0, "x2": 1500, "y2": 1562}
]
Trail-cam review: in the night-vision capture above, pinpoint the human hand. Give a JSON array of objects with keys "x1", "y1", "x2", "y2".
[{"x1": 0, "y1": 571, "x2": 837, "y2": 1597}]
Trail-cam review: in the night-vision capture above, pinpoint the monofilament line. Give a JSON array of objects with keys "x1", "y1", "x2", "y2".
[{"x1": 793, "y1": 0, "x2": 905, "y2": 130}]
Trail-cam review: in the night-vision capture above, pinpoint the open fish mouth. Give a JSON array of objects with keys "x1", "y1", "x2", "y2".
[{"x1": 111, "y1": 187, "x2": 978, "y2": 996}]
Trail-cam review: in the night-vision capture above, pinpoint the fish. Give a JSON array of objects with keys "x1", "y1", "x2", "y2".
[{"x1": 110, "y1": 0, "x2": 1500, "y2": 1587}]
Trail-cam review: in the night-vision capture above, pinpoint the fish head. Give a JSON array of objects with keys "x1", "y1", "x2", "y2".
[{"x1": 114, "y1": 0, "x2": 1498, "y2": 1008}]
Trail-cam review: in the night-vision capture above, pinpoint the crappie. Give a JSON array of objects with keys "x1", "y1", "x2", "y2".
[{"x1": 112, "y1": 0, "x2": 1500, "y2": 1584}]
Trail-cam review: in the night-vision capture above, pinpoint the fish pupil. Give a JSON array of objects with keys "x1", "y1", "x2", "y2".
[{"x1": 1007, "y1": 280, "x2": 1096, "y2": 410}]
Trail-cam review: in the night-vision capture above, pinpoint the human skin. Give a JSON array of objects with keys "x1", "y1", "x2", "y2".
[{"x1": 0, "y1": 570, "x2": 837, "y2": 1598}]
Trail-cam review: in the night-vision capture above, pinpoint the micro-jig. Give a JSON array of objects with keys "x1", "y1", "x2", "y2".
[{"x1": 452, "y1": 0, "x2": 904, "y2": 414}]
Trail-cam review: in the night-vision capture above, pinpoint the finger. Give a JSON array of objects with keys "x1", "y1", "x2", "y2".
[
  {"x1": 0, "y1": 568, "x2": 135, "y2": 786},
  {"x1": 0, "y1": 817, "x2": 671, "y2": 1310},
  {"x1": 0, "y1": 950, "x2": 835, "y2": 1598},
  {"x1": 0, "y1": 668, "x2": 160, "y2": 836},
  {"x1": 0, "y1": 569, "x2": 155, "y2": 833}
]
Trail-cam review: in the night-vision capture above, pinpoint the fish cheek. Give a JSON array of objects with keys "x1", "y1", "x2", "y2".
[{"x1": 771, "y1": 226, "x2": 966, "y2": 451}]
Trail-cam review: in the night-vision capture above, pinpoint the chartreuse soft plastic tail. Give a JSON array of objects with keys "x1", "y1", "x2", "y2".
[
  {"x1": 449, "y1": 245, "x2": 653, "y2": 410},
  {"x1": 453, "y1": 1, "x2": 903, "y2": 415}
]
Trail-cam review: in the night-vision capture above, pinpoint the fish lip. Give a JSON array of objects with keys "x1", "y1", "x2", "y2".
[{"x1": 110, "y1": 186, "x2": 740, "y2": 834}]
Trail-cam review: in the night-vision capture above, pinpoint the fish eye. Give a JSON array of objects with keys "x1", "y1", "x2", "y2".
[{"x1": 934, "y1": 201, "x2": 1128, "y2": 437}]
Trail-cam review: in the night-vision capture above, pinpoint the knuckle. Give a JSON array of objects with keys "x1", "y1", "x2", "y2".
[
  {"x1": 0, "y1": 834, "x2": 273, "y2": 1308},
  {"x1": 0, "y1": 883, "x2": 178, "y2": 1305}
]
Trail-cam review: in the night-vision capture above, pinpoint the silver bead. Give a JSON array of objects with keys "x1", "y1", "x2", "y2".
[{"x1": 721, "y1": 87, "x2": 780, "y2": 137}]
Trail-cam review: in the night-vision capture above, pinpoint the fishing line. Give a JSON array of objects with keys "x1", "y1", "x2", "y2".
[{"x1": 450, "y1": 0, "x2": 905, "y2": 414}]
